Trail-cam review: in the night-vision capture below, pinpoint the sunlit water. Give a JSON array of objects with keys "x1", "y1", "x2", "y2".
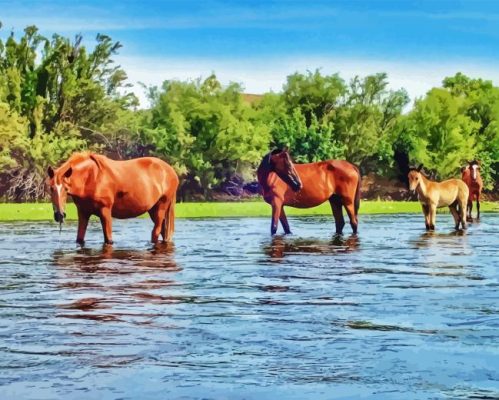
[{"x1": 0, "y1": 214, "x2": 498, "y2": 399}]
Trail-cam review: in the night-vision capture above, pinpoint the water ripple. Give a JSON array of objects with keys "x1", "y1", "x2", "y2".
[{"x1": 0, "y1": 214, "x2": 498, "y2": 399}]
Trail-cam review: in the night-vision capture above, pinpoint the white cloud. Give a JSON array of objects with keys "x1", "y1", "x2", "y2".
[{"x1": 116, "y1": 55, "x2": 499, "y2": 108}]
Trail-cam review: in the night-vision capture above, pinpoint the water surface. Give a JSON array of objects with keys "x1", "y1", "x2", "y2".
[{"x1": 0, "y1": 214, "x2": 498, "y2": 399}]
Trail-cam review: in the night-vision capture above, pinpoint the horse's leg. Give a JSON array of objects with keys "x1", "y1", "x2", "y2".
[
  {"x1": 422, "y1": 204, "x2": 430, "y2": 230},
  {"x1": 76, "y1": 208, "x2": 90, "y2": 246},
  {"x1": 467, "y1": 195, "x2": 473, "y2": 221},
  {"x1": 162, "y1": 194, "x2": 176, "y2": 242},
  {"x1": 449, "y1": 205, "x2": 460, "y2": 230},
  {"x1": 149, "y1": 200, "x2": 167, "y2": 243},
  {"x1": 344, "y1": 202, "x2": 358, "y2": 235},
  {"x1": 99, "y1": 207, "x2": 114, "y2": 245},
  {"x1": 429, "y1": 204, "x2": 437, "y2": 231},
  {"x1": 476, "y1": 192, "x2": 480, "y2": 220},
  {"x1": 279, "y1": 207, "x2": 291, "y2": 234},
  {"x1": 459, "y1": 199, "x2": 467, "y2": 230},
  {"x1": 271, "y1": 199, "x2": 283, "y2": 235},
  {"x1": 329, "y1": 195, "x2": 345, "y2": 235}
]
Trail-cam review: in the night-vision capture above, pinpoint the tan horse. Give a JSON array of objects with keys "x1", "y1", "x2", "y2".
[
  {"x1": 408, "y1": 165, "x2": 469, "y2": 231},
  {"x1": 47, "y1": 152, "x2": 178, "y2": 245},
  {"x1": 461, "y1": 160, "x2": 483, "y2": 220}
]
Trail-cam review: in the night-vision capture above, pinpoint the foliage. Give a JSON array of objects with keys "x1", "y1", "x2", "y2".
[
  {"x1": 399, "y1": 88, "x2": 479, "y2": 179},
  {"x1": 0, "y1": 23, "x2": 497, "y2": 200},
  {"x1": 395, "y1": 73, "x2": 499, "y2": 188},
  {"x1": 143, "y1": 75, "x2": 271, "y2": 194},
  {"x1": 269, "y1": 108, "x2": 346, "y2": 162},
  {"x1": 256, "y1": 72, "x2": 409, "y2": 172},
  {"x1": 0, "y1": 23, "x2": 136, "y2": 199},
  {"x1": 333, "y1": 73, "x2": 410, "y2": 173},
  {"x1": 282, "y1": 70, "x2": 346, "y2": 125},
  {"x1": 0, "y1": 102, "x2": 26, "y2": 169}
]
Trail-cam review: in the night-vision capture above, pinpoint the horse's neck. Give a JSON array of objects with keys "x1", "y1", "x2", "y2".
[
  {"x1": 472, "y1": 169, "x2": 482, "y2": 184},
  {"x1": 67, "y1": 158, "x2": 99, "y2": 197},
  {"x1": 256, "y1": 163, "x2": 272, "y2": 193},
  {"x1": 416, "y1": 175, "x2": 431, "y2": 198}
]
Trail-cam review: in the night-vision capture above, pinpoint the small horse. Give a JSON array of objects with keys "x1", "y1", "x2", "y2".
[
  {"x1": 257, "y1": 148, "x2": 361, "y2": 235},
  {"x1": 408, "y1": 164, "x2": 469, "y2": 231},
  {"x1": 461, "y1": 160, "x2": 483, "y2": 220},
  {"x1": 47, "y1": 152, "x2": 179, "y2": 245}
]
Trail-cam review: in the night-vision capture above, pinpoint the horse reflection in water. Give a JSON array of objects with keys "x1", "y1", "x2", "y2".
[
  {"x1": 53, "y1": 243, "x2": 179, "y2": 273},
  {"x1": 265, "y1": 234, "x2": 360, "y2": 260},
  {"x1": 52, "y1": 244, "x2": 183, "y2": 324},
  {"x1": 413, "y1": 230, "x2": 467, "y2": 250},
  {"x1": 411, "y1": 230, "x2": 471, "y2": 276}
]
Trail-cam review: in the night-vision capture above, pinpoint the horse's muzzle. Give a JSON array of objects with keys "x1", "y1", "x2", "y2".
[{"x1": 54, "y1": 211, "x2": 66, "y2": 223}]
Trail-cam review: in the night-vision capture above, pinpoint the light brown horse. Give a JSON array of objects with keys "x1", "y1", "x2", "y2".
[
  {"x1": 408, "y1": 165, "x2": 469, "y2": 231},
  {"x1": 257, "y1": 149, "x2": 361, "y2": 235},
  {"x1": 461, "y1": 160, "x2": 483, "y2": 220},
  {"x1": 47, "y1": 152, "x2": 179, "y2": 245}
]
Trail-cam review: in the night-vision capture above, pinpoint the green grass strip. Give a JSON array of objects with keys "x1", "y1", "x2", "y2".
[{"x1": 0, "y1": 201, "x2": 497, "y2": 221}]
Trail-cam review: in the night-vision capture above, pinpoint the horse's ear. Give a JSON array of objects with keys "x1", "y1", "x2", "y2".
[
  {"x1": 64, "y1": 167, "x2": 72, "y2": 178},
  {"x1": 417, "y1": 164, "x2": 424, "y2": 172},
  {"x1": 47, "y1": 166, "x2": 54, "y2": 178},
  {"x1": 282, "y1": 146, "x2": 289, "y2": 153}
]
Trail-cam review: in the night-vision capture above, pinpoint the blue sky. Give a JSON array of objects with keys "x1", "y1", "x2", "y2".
[{"x1": 1, "y1": 0, "x2": 499, "y2": 105}]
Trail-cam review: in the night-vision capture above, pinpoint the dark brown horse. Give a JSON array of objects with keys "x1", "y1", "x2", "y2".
[
  {"x1": 461, "y1": 160, "x2": 483, "y2": 220},
  {"x1": 257, "y1": 149, "x2": 361, "y2": 235},
  {"x1": 47, "y1": 152, "x2": 179, "y2": 245}
]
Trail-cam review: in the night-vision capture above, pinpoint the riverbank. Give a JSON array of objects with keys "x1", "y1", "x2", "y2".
[{"x1": 0, "y1": 201, "x2": 498, "y2": 221}]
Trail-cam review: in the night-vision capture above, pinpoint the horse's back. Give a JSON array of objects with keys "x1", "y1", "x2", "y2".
[
  {"x1": 114, "y1": 157, "x2": 178, "y2": 191},
  {"x1": 283, "y1": 159, "x2": 359, "y2": 207}
]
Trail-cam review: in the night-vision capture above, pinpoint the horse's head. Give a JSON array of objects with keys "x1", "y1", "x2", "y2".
[
  {"x1": 468, "y1": 160, "x2": 480, "y2": 181},
  {"x1": 47, "y1": 166, "x2": 73, "y2": 223},
  {"x1": 408, "y1": 164, "x2": 424, "y2": 192},
  {"x1": 267, "y1": 148, "x2": 302, "y2": 192}
]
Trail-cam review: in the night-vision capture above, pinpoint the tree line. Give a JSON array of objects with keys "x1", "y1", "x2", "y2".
[{"x1": 0, "y1": 25, "x2": 497, "y2": 201}]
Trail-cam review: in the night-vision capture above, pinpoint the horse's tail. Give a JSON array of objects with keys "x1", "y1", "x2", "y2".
[
  {"x1": 164, "y1": 192, "x2": 176, "y2": 242},
  {"x1": 354, "y1": 166, "x2": 361, "y2": 216}
]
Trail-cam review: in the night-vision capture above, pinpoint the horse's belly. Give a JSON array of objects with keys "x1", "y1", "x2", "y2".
[
  {"x1": 437, "y1": 192, "x2": 458, "y2": 208},
  {"x1": 285, "y1": 191, "x2": 327, "y2": 208},
  {"x1": 112, "y1": 197, "x2": 155, "y2": 219}
]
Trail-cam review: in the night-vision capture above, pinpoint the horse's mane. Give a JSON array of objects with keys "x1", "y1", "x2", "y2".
[
  {"x1": 67, "y1": 152, "x2": 93, "y2": 164},
  {"x1": 57, "y1": 152, "x2": 100, "y2": 172},
  {"x1": 258, "y1": 152, "x2": 270, "y2": 170},
  {"x1": 258, "y1": 149, "x2": 282, "y2": 172},
  {"x1": 408, "y1": 166, "x2": 432, "y2": 181}
]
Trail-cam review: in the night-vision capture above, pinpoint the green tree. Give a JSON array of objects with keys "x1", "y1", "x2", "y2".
[
  {"x1": 0, "y1": 102, "x2": 27, "y2": 169},
  {"x1": 269, "y1": 108, "x2": 346, "y2": 162},
  {"x1": 282, "y1": 70, "x2": 346, "y2": 126},
  {"x1": 143, "y1": 75, "x2": 271, "y2": 195},
  {"x1": 333, "y1": 73, "x2": 409, "y2": 173},
  {"x1": 442, "y1": 73, "x2": 499, "y2": 188},
  {"x1": 0, "y1": 23, "x2": 137, "y2": 199},
  {"x1": 399, "y1": 88, "x2": 480, "y2": 179}
]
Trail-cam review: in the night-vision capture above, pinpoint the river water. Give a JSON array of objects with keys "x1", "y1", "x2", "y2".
[{"x1": 0, "y1": 214, "x2": 498, "y2": 399}]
